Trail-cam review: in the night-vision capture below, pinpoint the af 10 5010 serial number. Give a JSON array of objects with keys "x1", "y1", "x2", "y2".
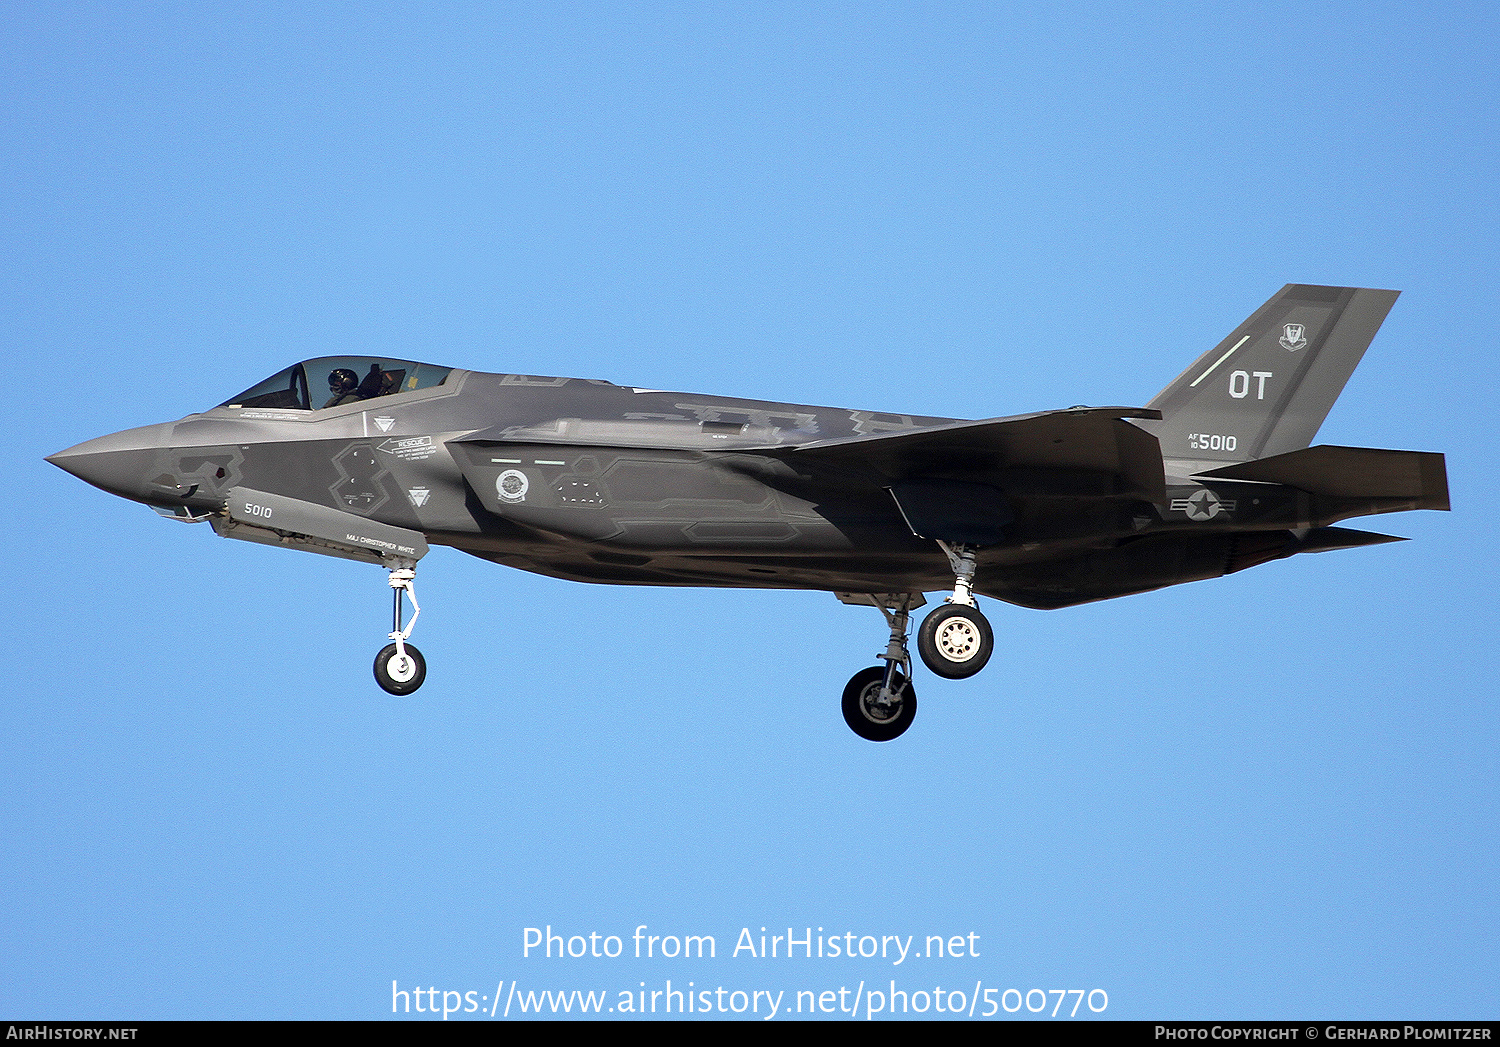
[{"x1": 1187, "y1": 433, "x2": 1238, "y2": 451}]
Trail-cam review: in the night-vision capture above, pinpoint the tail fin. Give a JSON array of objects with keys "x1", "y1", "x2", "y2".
[{"x1": 1140, "y1": 285, "x2": 1399, "y2": 465}]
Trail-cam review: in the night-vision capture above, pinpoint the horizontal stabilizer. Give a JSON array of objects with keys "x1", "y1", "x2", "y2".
[
  {"x1": 1295, "y1": 526, "x2": 1406, "y2": 553},
  {"x1": 1196, "y1": 445, "x2": 1449, "y2": 510}
]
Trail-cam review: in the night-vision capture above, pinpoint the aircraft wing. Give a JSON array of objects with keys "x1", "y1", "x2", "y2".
[{"x1": 754, "y1": 407, "x2": 1167, "y2": 504}]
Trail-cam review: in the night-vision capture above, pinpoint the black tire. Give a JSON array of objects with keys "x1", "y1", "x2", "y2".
[
  {"x1": 841, "y1": 666, "x2": 917, "y2": 741},
  {"x1": 917, "y1": 604, "x2": 993, "y2": 679},
  {"x1": 374, "y1": 642, "x2": 426, "y2": 695}
]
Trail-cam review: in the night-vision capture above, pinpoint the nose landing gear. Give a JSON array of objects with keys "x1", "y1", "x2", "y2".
[{"x1": 374, "y1": 566, "x2": 426, "y2": 695}]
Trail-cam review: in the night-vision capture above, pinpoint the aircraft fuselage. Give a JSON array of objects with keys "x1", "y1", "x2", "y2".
[{"x1": 47, "y1": 285, "x2": 1449, "y2": 737}]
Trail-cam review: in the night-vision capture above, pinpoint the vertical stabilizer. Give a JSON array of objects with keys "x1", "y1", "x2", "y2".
[{"x1": 1138, "y1": 285, "x2": 1399, "y2": 466}]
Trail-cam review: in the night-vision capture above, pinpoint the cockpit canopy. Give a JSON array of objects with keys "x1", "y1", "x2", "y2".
[{"x1": 220, "y1": 357, "x2": 454, "y2": 411}]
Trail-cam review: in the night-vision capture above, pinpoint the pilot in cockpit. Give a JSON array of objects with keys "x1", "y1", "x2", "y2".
[{"x1": 323, "y1": 368, "x2": 360, "y2": 408}]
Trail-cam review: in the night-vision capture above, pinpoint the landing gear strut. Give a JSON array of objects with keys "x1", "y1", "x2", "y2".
[
  {"x1": 374, "y1": 565, "x2": 426, "y2": 695},
  {"x1": 916, "y1": 542, "x2": 994, "y2": 679},
  {"x1": 836, "y1": 593, "x2": 923, "y2": 741}
]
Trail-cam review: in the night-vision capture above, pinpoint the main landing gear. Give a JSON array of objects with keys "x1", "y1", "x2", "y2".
[
  {"x1": 374, "y1": 565, "x2": 426, "y2": 695},
  {"x1": 835, "y1": 544, "x2": 996, "y2": 740},
  {"x1": 918, "y1": 605, "x2": 992, "y2": 678},
  {"x1": 835, "y1": 593, "x2": 923, "y2": 741},
  {"x1": 916, "y1": 542, "x2": 994, "y2": 679}
]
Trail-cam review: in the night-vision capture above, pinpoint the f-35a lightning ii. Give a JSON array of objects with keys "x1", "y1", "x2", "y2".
[{"x1": 49, "y1": 284, "x2": 1448, "y2": 740}]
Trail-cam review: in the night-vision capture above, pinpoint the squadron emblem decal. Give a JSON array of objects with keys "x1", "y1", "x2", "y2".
[
  {"x1": 1170, "y1": 488, "x2": 1237, "y2": 521},
  {"x1": 496, "y1": 469, "x2": 529, "y2": 503},
  {"x1": 1279, "y1": 323, "x2": 1308, "y2": 351}
]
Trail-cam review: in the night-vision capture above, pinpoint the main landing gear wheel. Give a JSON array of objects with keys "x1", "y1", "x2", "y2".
[
  {"x1": 918, "y1": 604, "x2": 994, "y2": 679},
  {"x1": 842, "y1": 666, "x2": 917, "y2": 742},
  {"x1": 835, "y1": 593, "x2": 923, "y2": 740},
  {"x1": 374, "y1": 642, "x2": 426, "y2": 695}
]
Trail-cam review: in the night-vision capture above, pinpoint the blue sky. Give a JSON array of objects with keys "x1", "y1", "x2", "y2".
[{"x1": 3, "y1": 1, "x2": 1496, "y2": 1020}]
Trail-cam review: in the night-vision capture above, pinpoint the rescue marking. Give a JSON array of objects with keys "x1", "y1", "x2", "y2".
[{"x1": 377, "y1": 435, "x2": 435, "y2": 461}]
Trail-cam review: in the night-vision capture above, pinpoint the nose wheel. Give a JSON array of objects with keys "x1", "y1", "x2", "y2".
[
  {"x1": 375, "y1": 642, "x2": 426, "y2": 695},
  {"x1": 374, "y1": 565, "x2": 426, "y2": 695}
]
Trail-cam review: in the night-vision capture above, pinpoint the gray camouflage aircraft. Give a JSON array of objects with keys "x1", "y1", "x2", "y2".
[{"x1": 49, "y1": 284, "x2": 1447, "y2": 740}]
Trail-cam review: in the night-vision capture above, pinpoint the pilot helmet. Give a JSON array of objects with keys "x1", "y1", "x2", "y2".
[{"x1": 328, "y1": 368, "x2": 358, "y2": 393}]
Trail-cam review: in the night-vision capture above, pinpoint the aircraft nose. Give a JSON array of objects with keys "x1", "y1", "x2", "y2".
[{"x1": 46, "y1": 422, "x2": 179, "y2": 504}]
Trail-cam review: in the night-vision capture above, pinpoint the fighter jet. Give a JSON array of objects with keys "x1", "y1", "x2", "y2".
[{"x1": 48, "y1": 284, "x2": 1448, "y2": 740}]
